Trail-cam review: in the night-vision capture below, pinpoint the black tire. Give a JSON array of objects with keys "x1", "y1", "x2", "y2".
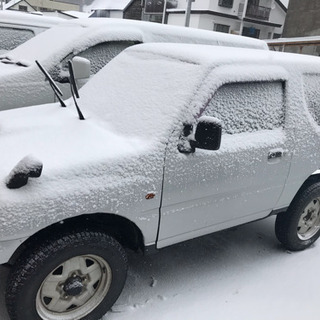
[
  {"x1": 5, "y1": 230, "x2": 128, "y2": 320},
  {"x1": 275, "y1": 182, "x2": 320, "y2": 251}
]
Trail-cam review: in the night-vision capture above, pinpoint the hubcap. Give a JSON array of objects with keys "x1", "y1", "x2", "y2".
[
  {"x1": 63, "y1": 276, "x2": 84, "y2": 297},
  {"x1": 36, "y1": 254, "x2": 112, "y2": 320},
  {"x1": 297, "y1": 198, "x2": 320, "y2": 240}
]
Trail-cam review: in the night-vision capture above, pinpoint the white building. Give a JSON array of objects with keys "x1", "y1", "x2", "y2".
[{"x1": 166, "y1": 0, "x2": 287, "y2": 39}]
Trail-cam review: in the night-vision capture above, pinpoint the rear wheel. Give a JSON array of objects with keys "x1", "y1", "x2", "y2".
[
  {"x1": 6, "y1": 230, "x2": 128, "y2": 320},
  {"x1": 275, "y1": 183, "x2": 320, "y2": 251}
]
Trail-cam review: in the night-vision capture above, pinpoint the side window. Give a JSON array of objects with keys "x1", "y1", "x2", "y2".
[
  {"x1": 218, "y1": 0, "x2": 234, "y2": 8},
  {"x1": 0, "y1": 26, "x2": 34, "y2": 50},
  {"x1": 50, "y1": 41, "x2": 138, "y2": 82},
  {"x1": 203, "y1": 81, "x2": 285, "y2": 135},
  {"x1": 303, "y1": 74, "x2": 320, "y2": 125}
]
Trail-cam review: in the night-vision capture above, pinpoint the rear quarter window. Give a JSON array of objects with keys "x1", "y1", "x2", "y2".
[{"x1": 303, "y1": 74, "x2": 320, "y2": 125}]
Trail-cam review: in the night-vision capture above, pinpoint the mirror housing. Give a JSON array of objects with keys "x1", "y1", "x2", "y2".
[
  {"x1": 72, "y1": 56, "x2": 91, "y2": 80},
  {"x1": 193, "y1": 116, "x2": 222, "y2": 151},
  {"x1": 6, "y1": 155, "x2": 43, "y2": 189}
]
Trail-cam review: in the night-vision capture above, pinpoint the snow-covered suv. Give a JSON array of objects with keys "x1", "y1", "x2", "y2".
[
  {"x1": 1, "y1": 43, "x2": 320, "y2": 320},
  {"x1": 0, "y1": 18, "x2": 268, "y2": 111}
]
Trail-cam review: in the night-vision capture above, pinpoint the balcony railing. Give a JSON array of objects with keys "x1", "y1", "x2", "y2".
[{"x1": 246, "y1": 4, "x2": 271, "y2": 21}]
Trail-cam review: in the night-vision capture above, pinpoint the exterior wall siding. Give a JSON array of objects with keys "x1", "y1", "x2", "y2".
[{"x1": 167, "y1": 0, "x2": 286, "y2": 40}]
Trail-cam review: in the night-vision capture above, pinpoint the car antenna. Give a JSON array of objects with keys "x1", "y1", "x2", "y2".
[
  {"x1": 68, "y1": 60, "x2": 85, "y2": 120},
  {"x1": 35, "y1": 60, "x2": 67, "y2": 108}
]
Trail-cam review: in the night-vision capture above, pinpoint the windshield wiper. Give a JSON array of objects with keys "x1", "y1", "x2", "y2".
[
  {"x1": 68, "y1": 60, "x2": 85, "y2": 120},
  {"x1": 35, "y1": 60, "x2": 66, "y2": 108},
  {"x1": 0, "y1": 57, "x2": 29, "y2": 67}
]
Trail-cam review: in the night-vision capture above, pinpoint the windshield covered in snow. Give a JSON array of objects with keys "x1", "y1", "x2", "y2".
[
  {"x1": 0, "y1": 21, "x2": 144, "y2": 68},
  {"x1": 77, "y1": 48, "x2": 205, "y2": 138}
]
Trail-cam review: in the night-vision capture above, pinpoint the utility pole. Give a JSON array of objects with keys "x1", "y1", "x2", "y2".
[
  {"x1": 185, "y1": 0, "x2": 193, "y2": 27},
  {"x1": 239, "y1": 0, "x2": 249, "y2": 36},
  {"x1": 0, "y1": 0, "x2": 3, "y2": 11},
  {"x1": 162, "y1": 0, "x2": 167, "y2": 24}
]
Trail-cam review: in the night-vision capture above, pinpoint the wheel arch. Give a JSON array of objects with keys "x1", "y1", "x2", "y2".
[
  {"x1": 8, "y1": 212, "x2": 145, "y2": 265},
  {"x1": 293, "y1": 172, "x2": 320, "y2": 201}
]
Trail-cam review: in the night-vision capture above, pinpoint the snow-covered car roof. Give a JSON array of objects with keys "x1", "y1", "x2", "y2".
[
  {"x1": 0, "y1": 10, "x2": 63, "y2": 28},
  {"x1": 78, "y1": 43, "x2": 320, "y2": 134},
  {"x1": 0, "y1": 18, "x2": 268, "y2": 68}
]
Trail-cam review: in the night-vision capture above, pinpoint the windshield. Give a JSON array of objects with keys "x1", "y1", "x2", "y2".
[
  {"x1": 77, "y1": 49, "x2": 205, "y2": 139},
  {"x1": 1, "y1": 20, "x2": 143, "y2": 69},
  {"x1": 1, "y1": 23, "x2": 86, "y2": 67}
]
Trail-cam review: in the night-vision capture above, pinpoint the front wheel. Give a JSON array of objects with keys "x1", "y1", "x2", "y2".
[
  {"x1": 6, "y1": 230, "x2": 128, "y2": 320},
  {"x1": 275, "y1": 182, "x2": 320, "y2": 251}
]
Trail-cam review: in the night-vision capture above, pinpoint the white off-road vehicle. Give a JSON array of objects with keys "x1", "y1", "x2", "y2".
[{"x1": 1, "y1": 43, "x2": 320, "y2": 320}]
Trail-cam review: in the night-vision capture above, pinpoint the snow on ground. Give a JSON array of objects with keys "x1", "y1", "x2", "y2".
[{"x1": 1, "y1": 216, "x2": 319, "y2": 320}]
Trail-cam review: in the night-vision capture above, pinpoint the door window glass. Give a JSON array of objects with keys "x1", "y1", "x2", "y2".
[
  {"x1": 0, "y1": 26, "x2": 34, "y2": 50},
  {"x1": 203, "y1": 81, "x2": 285, "y2": 135}
]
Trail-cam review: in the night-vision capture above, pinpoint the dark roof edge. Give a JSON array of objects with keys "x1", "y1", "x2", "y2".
[
  {"x1": 275, "y1": 0, "x2": 287, "y2": 13},
  {"x1": 166, "y1": 9, "x2": 239, "y2": 21}
]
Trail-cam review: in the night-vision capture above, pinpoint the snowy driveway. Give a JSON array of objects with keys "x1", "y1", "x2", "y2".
[{"x1": 1, "y1": 216, "x2": 319, "y2": 320}]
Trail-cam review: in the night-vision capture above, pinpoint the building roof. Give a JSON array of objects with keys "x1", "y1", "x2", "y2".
[
  {"x1": 4, "y1": 0, "x2": 37, "y2": 11},
  {"x1": 84, "y1": 0, "x2": 133, "y2": 11},
  {"x1": 275, "y1": 0, "x2": 288, "y2": 13},
  {"x1": 266, "y1": 35, "x2": 320, "y2": 45}
]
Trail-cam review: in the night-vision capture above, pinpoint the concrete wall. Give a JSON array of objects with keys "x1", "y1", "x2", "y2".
[{"x1": 283, "y1": 0, "x2": 320, "y2": 37}]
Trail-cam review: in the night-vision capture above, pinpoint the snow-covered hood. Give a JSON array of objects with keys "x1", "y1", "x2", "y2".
[
  {"x1": 0, "y1": 103, "x2": 150, "y2": 195},
  {"x1": 0, "y1": 57, "x2": 31, "y2": 78}
]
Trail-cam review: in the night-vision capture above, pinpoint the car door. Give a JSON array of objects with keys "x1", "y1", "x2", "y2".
[{"x1": 158, "y1": 71, "x2": 293, "y2": 248}]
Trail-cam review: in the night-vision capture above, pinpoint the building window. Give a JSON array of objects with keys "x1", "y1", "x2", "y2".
[
  {"x1": 90, "y1": 10, "x2": 111, "y2": 18},
  {"x1": 242, "y1": 26, "x2": 260, "y2": 39},
  {"x1": 19, "y1": 5, "x2": 28, "y2": 11},
  {"x1": 214, "y1": 24, "x2": 230, "y2": 34},
  {"x1": 218, "y1": 0, "x2": 234, "y2": 8}
]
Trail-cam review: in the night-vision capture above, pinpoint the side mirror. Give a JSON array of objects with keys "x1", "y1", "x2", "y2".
[
  {"x1": 193, "y1": 116, "x2": 222, "y2": 151},
  {"x1": 72, "y1": 56, "x2": 91, "y2": 80},
  {"x1": 6, "y1": 155, "x2": 43, "y2": 189},
  {"x1": 178, "y1": 116, "x2": 222, "y2": 154}
]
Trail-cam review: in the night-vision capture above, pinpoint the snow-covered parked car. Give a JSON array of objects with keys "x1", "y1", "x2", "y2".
[
  {"x1": 2, "y1": 43, "x2": 320, "y2": 320},
  {"x1": 0, "y1": 18, "x2": 268, "y2": 111},
  {"x1": 0, "y1": 11, "x2": 62, "y2": 53}
]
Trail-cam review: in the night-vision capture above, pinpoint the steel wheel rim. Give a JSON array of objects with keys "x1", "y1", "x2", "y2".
[
  {"x1": 36, "y1": 254, "x2": 112, "y2": 320},
  {"x1": 297, "y1": 198, "x2": 320, "y2": 240}
]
